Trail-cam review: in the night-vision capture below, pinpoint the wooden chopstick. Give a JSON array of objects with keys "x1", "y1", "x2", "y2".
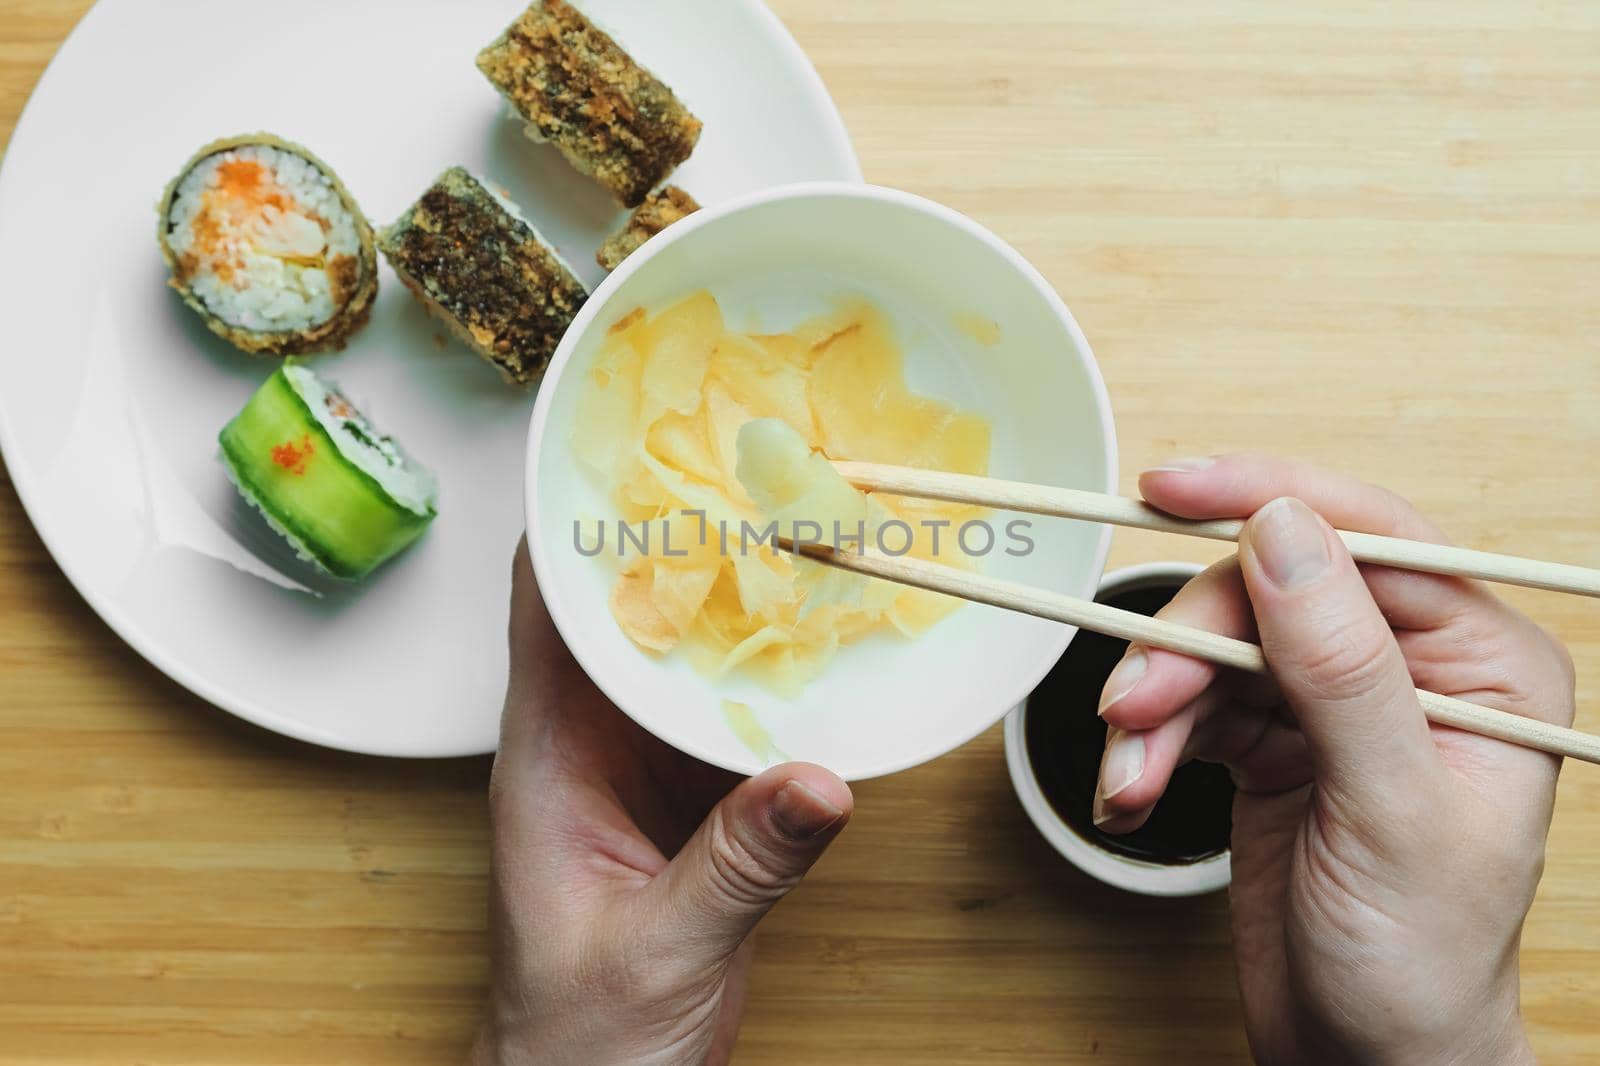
[
  {"x1": 781, "y1": 543, "x2": 1600, "y2": 766},
  {"x1": 831, "y1": 461, "x2": 1600, "y2": 599}
]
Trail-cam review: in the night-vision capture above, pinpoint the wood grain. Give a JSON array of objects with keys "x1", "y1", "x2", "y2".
[{"x1": 1, "y1": 0, "x2": 1597, "y2": 1062}]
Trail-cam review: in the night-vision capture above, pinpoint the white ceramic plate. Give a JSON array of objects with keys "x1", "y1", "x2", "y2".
[{"x1": 0, "y1": 0, "x2": 861, "y2": 757}]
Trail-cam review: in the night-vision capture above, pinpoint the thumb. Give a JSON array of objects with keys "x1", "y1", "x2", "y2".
[
  {"x1": 1239, "y1": 497, "x2": 1441, "y2": 796},
  {"x1": 647, "y1": 763, "x2": 852, "y2": 965}
]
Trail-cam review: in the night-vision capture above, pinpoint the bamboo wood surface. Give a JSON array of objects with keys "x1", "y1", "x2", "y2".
[{"x1": 2, "y1": 1, "x2": 1598, "y2": 1063}]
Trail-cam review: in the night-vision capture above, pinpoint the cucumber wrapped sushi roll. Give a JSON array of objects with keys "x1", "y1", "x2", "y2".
[
  {"x1": 220, "y1": 367, "x2": 437, "y2": 581},
  {"x1": 159, "y1": 134, "x2": 379, "y2": 356}
]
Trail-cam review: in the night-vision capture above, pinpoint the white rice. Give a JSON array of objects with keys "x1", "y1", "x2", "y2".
[
  {"x1": 283, "y1": 366, "x2": 437, "y2": 516},
  {"x1": 166, "y1": 144, "x2": 363, "y2": 333}
]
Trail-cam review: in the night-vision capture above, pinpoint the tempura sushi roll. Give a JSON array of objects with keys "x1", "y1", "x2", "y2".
[
  {"x1": 159, "y1": 135, "x2": 378, "y2": 356},
  {"x1": 596, "y1": 185, "x2": 700, "y2": 271},
  {"x1": 378, "y1": 167, "x2": 588, "y2": 386},
  {"x1": 476, "y1": 1, "x2": 702, "y2": 207},
  {"x1": 220, "y1": 366, "x2": 438, "y2": 581}
]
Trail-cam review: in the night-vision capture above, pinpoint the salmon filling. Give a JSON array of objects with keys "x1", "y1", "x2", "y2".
[{"x1": 165, "y1": 144, "x2": 364, "y2": 334}]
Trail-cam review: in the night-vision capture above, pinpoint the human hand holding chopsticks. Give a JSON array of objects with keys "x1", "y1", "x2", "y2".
[
  {"x1": 1095, "y1": 455, "x2": 1566, "y2": 1065},
  {"x1": 816, "y1": 446, "x2": 1595, "y2": 764}
]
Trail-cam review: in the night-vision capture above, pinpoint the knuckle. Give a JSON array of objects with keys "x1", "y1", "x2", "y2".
[
  {"x1": 1291, "y1": 614, "x2": 1398, "y2": 703},
  {"x1": 1372, "y1": 485, "x2": 1416, "y2": 537},
  {"x1": 1357, "y1": 477, "x2": 1439, "y2": 542},
  {"x1": 1542, "y1": 625, "x2": 1578, "y2": 692},
  {"x1": 1230, "y1": 449, "x2": 1271, "y2": 469},
  {"x1": 1470, "y1": 817, "x2": 1548, "y2": 897},
  {"x1": 1523, "y1": 843, "x2": 1549, "y2": 890},
  {"x1": 1498, "y1": 827, "x2": 1547, "y2": 883},
  {"x1": 486, "y1": 760, "x2": 518, "y2": 821},
  {"x1": 1495, "y1": 616, "x2": 1578, "y2": 727},
  {"x1": 1191, "y1": 554, "x2": 1244, "y2": 597},
  {"x1": 568, "y1": 928, "x2": 645, "y2": 1004},
  {"x1": 705, "y1": 810, "x2": 790, "y2": 907},
  {"x1": 1539, "y1": 627, "x2": 1579, "y2": 728}
]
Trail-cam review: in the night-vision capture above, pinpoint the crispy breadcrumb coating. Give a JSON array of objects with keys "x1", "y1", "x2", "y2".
[
  {"x1": 378, "y1": 168, "x2": 587, "y2": 386},
  {"x1": 596, "y1": 186, "x2": 700, "y2": 271},
  {"x1": 477, "y1": 1, "x2": 702, "y2": 207}
]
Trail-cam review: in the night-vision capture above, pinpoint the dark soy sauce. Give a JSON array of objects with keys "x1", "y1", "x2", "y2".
[{"x1": 1025, "y1": 582, "x2": 1234, "y2": 865}]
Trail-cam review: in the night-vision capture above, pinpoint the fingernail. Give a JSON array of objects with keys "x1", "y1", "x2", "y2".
[
  {"x1": 771, "y1": 780, "x2": 845, "y2": 840},
  {"x1": 1252, "y1": 497, "x2": 1331, "y2": 589},
  {"x1": 1147, "y1": 456, "x2": 1215, "y2": 474},
  {"x1": 1098, "y1": 646, "x2": 1147, "y2": 716},
  {"x1": 1099, "y1": 732, "x2": 1145, "y2": 802}
]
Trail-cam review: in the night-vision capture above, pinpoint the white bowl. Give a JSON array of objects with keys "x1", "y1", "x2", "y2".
[
  {"x1": 525, "y1": 183, "x2": 1117, "y2": 781},
  {"x1": 1004, "y1": 561, "x2": 1232, "y2": 896}
]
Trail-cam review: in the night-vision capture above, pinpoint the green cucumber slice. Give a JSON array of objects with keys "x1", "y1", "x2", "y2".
[{"x1": 220, "y1": 368, "x2": 437, "y2": 581}]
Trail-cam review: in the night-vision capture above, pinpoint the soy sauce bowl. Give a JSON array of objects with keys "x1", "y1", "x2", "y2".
[{"x1": 1004, "y1": 562, "x2": 1234, "y2": 897}]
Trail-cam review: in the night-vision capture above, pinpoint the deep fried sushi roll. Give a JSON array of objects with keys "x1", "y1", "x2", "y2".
[
  {"x1": 159, "y1": 134, "x2": 378, "y2": 357},
  {"x1": 476, "y1": 1, "x2": 702, "y2": 207},
  {"x1": 596, "y1": 185, "x2": 700, "y2": 271},
  {"x1": 378, "y1": 167, "x2": 589, "y2": 386}
]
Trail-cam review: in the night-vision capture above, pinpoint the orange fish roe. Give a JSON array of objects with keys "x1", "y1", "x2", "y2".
[
  {"x1": 188, "y1": 159, "x2": 316, "y2": 287},
  {"x1": 270, "y1": 435, "x2": 315, "y2": 476}
]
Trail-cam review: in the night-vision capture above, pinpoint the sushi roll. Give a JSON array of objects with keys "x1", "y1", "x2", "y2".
[
  {"x1": 220, "y1": 366, "x2": 438, "y2": 581},
  {"x1": 159, "y1": 135, "x2": 379, "y2": 357},
  {"x1": 596, "y1": 185, "x2": 700, "y2": 271},
  {"x1": 378, "y1": 167, "x2": 588, "y2": 386},
  {"x1": 476, "y1": 1, "x2": 702, "y2": 207}
]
